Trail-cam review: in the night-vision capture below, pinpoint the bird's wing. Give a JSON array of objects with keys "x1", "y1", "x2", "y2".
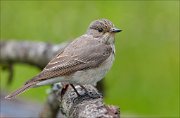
[{"x1": 25, "y1": 36, "x2": 112, "y2": 84}]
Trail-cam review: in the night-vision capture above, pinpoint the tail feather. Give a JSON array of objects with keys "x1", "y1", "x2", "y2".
[{"x1": 5, "y1": 82, "x2": 36, "y2": 99}]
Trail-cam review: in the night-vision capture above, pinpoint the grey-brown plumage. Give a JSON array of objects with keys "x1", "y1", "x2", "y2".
[{"x1": 5, "y1": 19, "x2": 121, "y2": 99}]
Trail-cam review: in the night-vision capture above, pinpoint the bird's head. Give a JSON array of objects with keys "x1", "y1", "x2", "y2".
[{"x1": 87, "y1": 19, "x2": 122, "y2": 39}]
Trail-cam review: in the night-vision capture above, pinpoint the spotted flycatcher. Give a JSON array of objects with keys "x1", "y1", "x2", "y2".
[{"x1": 5, "y1": 19, "x2": 122, "y2": 99}]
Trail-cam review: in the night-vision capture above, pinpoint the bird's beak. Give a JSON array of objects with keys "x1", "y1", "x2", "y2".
[{"x1": 110, "y1": 27, "x2": 122, "y2": 33}]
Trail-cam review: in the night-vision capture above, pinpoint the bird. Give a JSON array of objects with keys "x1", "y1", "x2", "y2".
[{"x1": 5, "y1": 18, "x2": 122, "y2": 99}]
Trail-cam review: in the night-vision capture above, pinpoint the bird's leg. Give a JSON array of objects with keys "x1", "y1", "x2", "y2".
[
  {"x1": 70, "y1": 84, "x2": 81, "y2": 96},
  {"x1": 79, "y1": 85, "x2": 96, "y2": 98},
  {"x1": 71, "y1": 84, "x2": 91, "y2": 97},
  {"x1": 60, "y1": 84, "x2": 69, "y2": 99},
  {"x1": 79, "y1": 85, "x2": 89, "y2": 94},
  {"x1": 70, "y1": 84, "x2": 101, "y2": 98},
  {"x1": 79, "y1": 85, "x2": 102, "y2": 98}
]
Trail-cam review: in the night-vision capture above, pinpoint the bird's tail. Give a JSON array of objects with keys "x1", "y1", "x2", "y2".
[{"x1": 5, "y1": 82, "x2": 36, "y2": 99}]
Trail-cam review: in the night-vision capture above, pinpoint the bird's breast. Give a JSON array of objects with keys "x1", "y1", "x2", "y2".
[{"x1": 71, "y1": 51, "x2": 115, "y2": 86}]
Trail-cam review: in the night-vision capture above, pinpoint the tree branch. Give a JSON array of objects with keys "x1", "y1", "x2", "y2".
[
  {"x1": 0, "y1": 40, "x2": 68, "y2": 69},
  {"x1": 39, "y1": 88, "x2": 61, "y2": 118},
  {"x1": 41, "y1": 84, "x2": 120, "y2": 118}
]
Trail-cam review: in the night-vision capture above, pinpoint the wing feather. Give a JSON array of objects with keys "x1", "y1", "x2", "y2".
[{"x1": 25, "y1": 36, "x2": 112, "y2": 84}]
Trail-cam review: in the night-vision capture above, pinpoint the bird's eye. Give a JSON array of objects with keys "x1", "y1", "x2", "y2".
[{"x1": 98, "y1": 28, "x2": 103, "y2": 32}]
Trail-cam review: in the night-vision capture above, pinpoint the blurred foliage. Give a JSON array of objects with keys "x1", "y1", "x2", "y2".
[{"x1": 0, "y1": 1, "x2": 179, "y2": 117}]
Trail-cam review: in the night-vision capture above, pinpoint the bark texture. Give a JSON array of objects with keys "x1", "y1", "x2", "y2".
[
  {"x1": 40, "y1": 84, "x2": 120, "y2": 118},
  {"x1": 60, "y1": 84, "x2": 120, "y2": 118}
]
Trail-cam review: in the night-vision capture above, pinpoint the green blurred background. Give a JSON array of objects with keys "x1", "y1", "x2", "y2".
[{"x1": 0, "y1": 1, "x2": 179, "y2": 117}]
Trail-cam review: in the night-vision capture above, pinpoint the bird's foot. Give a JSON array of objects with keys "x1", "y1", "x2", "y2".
[{"x1": 79, "y1": 85, "x2": 102, "y2": 98}]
